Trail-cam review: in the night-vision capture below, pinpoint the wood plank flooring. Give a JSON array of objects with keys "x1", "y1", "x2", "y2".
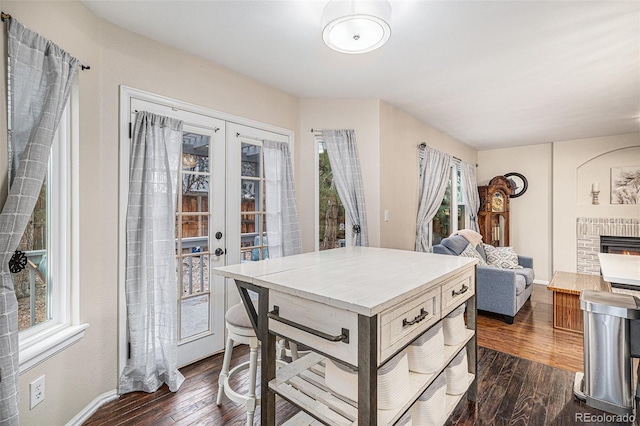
[
  {"x1": 476, "y1": 284, "x2": 584, "y2": 373},
  {"x1": 84, "y1": 284, "x2": 628, "y2": 425}
]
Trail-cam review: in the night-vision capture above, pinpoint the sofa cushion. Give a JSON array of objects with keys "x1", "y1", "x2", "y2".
[
  {"x1": 476, "y1": 244, "x2": 488, "y2": 263},
  {"x1": 514, "y1": 274, "x2": 527, "y2": 296},
  {"x1": 441, "y1": 235, "x2": 472, "y2": 255},
  {"x1": 515, "y1": 268, "x2": 535, "y2": 286},
  {"x1": 459, "y1": 243, "x2": 487, "y2": 266},
  {"x1": 483, "y1": 245, "x2": 523, "y2": 269}
]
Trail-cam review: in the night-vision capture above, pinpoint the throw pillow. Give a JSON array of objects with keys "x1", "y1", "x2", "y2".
[
  {"x1": 459, "y1": 243, "x2": 487, "y2": 266},
  {"x1": 483, "y1": 244, "x2": 522, "y2": 269}
]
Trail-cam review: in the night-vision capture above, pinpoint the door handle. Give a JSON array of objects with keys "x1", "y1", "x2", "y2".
[{"x1": 214, "y1": 248, "x2": 226, "y2": 256}]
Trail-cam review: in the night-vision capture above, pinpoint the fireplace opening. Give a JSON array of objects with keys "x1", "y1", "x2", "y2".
[{"x1": 600, "y1": 236, "x2": 640, "y2": 256}]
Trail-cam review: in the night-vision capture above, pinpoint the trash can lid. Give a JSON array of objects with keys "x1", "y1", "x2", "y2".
[{"x1": 580, "y1": 289, "x2": 640, "y2": 319}]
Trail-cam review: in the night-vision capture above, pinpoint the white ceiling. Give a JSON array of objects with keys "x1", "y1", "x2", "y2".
[{"x1": 82, "y1": 0, "x2": 640, "y2": 150}]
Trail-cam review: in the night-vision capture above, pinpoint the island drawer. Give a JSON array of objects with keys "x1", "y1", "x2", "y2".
[
  {"x1": 441, "y1": 268, "x2": 475, "y2": 317},
  {"x1": 268, "y1": 290, "x2": 359, "y2": 366},
  {"x1": 379, "y1": 285, "x2": 441, "y2": 363}
]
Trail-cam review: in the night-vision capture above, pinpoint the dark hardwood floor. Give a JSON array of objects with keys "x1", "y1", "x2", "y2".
[{"x1": 84, "y1": 284, "x2": 630, "y2": 425}]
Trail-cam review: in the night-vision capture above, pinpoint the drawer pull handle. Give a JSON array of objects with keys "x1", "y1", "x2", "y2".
[
  {"x1": 268, "y1": 306, "x2": 349, "y2": 344},
  {"x1": 402, "y1": 308, "x2": 429, "y2": 327},
  {"x1": 452, "y1": 284, "x2": 469, "y2": 297}
]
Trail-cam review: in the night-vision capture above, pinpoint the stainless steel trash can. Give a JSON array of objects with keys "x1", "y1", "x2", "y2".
[{"x1": 575, "y1": 290, "x2": 640, "y2": 415}]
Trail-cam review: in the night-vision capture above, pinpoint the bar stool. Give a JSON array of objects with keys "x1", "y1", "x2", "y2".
[{"x1": 216, "y1": 302, "x2": 261, "y2": 425}]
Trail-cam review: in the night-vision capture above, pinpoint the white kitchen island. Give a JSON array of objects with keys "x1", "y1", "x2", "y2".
[{"x1": 213, "y1": 246, "x2": 478, "y2": 425}]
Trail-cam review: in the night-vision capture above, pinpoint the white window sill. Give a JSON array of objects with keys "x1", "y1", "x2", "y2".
[{"x1": 19, "y1": 323, "x2": 90, "y2": 373}]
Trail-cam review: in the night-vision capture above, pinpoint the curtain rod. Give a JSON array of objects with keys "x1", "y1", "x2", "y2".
[
  {"x1": 1, "y1": 11, "x2": 91, "y2": 70},
  {"x1": 236, "y1": 132, "x2": 263, "y2": 142},
  {"x1": 418, "y1": 142, "x2": 478, "y2": 167}
]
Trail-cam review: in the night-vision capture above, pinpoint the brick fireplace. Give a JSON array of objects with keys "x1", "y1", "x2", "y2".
[{"x1": 576, "y1": 218, "x2": 640, "y2": 275}]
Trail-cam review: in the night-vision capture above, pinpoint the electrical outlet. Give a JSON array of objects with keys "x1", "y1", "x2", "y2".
[{"x1": 29, "y1": 375, "x2": 45, "y2": 409}]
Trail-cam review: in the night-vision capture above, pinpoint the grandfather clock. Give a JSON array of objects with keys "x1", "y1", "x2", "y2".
[{"x1": 478, "y1": 176, "x2": 511, "y2": 247}]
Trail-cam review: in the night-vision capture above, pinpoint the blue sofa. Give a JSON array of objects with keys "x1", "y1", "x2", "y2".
[{"x1": 433, "y1": 235, "x2": 534, "y2": 324}]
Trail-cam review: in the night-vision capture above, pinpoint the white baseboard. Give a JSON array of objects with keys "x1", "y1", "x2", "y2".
[
  {"x1": 66, "y1": 389, "x2": 118, "y2": 426},
  {"x1": 533, "y1": 279, "x2": 550, "y2": 286}
]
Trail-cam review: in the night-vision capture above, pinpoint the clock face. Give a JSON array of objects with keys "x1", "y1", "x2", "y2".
[{"x1": 491, "y1": 192, "x2": 505, "y2": 212}]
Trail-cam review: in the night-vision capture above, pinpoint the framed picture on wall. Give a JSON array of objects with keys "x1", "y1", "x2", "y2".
[{"x1": 611, "y1": 166, "x2": 640, "y2": 204}]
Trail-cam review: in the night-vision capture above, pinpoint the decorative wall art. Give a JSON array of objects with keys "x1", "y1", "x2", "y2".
[{"x1": 611, "y1": 166, "x2": 640, "y2": 204}]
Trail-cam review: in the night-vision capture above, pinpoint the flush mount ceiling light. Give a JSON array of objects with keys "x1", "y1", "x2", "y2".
[{"x1": 322, "y1": 0, "x2": 392, "y2": 54}]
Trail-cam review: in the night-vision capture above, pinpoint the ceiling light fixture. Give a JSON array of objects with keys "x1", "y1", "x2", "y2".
[{"x1": 321, "y1": 0, "x2": 392, "y2": 54}]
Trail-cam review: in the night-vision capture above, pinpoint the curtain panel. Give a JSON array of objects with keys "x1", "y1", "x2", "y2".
[
  {"x1": 264, "y1": 140, "x2": 302, "y2": 258},
  {"x1": 119, "y1": 111, "x2": 185, "y2": 394},
  {"x1": 460, "y1": 161, "x2": 480, "y2": 232},
  {"x1": 0, "y1": 19, "x2": 79, "y2": 425},
  {"x1": 322, "y1": 130, "x2": 368, "y2": 246},
  {"x1": 415, "y1": 145, "x2": 452, "y2": 252}
]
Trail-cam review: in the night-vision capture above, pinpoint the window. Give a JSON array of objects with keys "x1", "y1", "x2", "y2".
[
  {"x1": 432, "y1": 164, "x2": 467, "y2": 245},
  {"x1": 317, "y1": 138, "x2": 349, "y2": 250},
  {"x1": 13, "y1": 84, "x2": 87, "y2": 372}
]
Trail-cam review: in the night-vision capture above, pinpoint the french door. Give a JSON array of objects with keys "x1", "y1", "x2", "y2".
[
  {"x1": 120, "y1": 90, "x2": 294, "y2": 371},
  {"x1": 129, "y1": 99, "x2": 226, "y2": 366}
]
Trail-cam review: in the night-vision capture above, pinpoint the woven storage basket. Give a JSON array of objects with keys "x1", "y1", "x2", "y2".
[
  {"x1": 407, "y1": 322, "x2": 445, "y2": 373},
  {"x1": 442, "y1": 304, "x2": 466, "y2": 345},
  {"x1": 410, "y1": 372, "x2": 447, "y2": 426},
  {"x1": 324, "y1": 350, "x2": 410, "y2": 410},
  {"x1": 445, "y1": 349, "x2": 469, "y2": 395}
]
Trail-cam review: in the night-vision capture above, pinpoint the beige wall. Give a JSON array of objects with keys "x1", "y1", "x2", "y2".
[
  {"x1": 298, "y1": 99, "x2": 476, "y2": 253},
  {"x1": 478, "y1": 133, "x2": 640, "y2": 282},
  {"x1": 298, "y1": 99, "x2": 381, "y2": 252},
  {"x1": 2, "y1": 2, "x2": 299, "y2": 424},
  {"x1": 553, "y1": 133, "x2": 640, "y2": 273},
  {"x1": 379, "y1": 101, "x2": 477, "y2": 250},
  {"x1": 477, "y1": 144, "x2": 553, "y2": 281}
]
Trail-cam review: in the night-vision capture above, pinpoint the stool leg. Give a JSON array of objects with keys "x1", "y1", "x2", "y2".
[
  {"x1": 289, "y1": 341, "x2": 299, "y2": 361},
  {"x1": 246, "y1": 339, "x2": 259, "y2": 425},
  {"x1": 216, "y1": 336, "x2": 234, "y2": 405},
  {"x1": 276, "y1": 338, "x2": 285, "y2": 360}
]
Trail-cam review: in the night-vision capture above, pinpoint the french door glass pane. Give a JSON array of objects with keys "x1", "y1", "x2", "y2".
[
  {"x1": 177, "y1": 130, "x2": 212, "y2": 341},
  {"x1": 240, "y1": 142, "x2": 266, "y2": 262},
  {"x1": 182, "y1": 132, "x2": 210, "y2": 173},
  {"x1": 241, "y1": 144, "x2": 261, "y2": 177},
  {"x1": 180, "y1": 254, "x2": 210, "y2": 294},
  {"x1": 180, "y1": 215, "x2": 209, "y2": 242},
  {"x1": 180, "y1": 294, "x2": 210, "y2": 339}
]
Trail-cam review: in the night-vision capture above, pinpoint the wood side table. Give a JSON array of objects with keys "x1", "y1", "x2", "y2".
[{"x1": 547, "y1": 271, "x2": 611, "y2": 333}]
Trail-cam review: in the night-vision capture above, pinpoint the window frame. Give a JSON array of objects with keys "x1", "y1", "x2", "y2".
[{"x1": 16, "y1": 80, "x2": 87, "y2": 373}]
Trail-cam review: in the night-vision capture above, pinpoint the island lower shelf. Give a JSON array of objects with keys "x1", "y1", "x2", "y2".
[{"x1": 271, "y1": 328, "x2": 475, "y2": 426}]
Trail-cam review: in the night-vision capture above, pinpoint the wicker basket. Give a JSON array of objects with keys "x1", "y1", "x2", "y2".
[
  {"x1": 445, "y1": 349, "x2": 469, "y2": 395},
  {"x1": 410, "y1": 372, "x2": 447, "y2": 426},
  {"x1": 407, "y1": 322, "x2": 445, "y2": 374},
  {"x1": 325, "y1": 350, "x2": 410, "y2": 410},
  {"x1": 442, "y1": 304, "x2": 467, "y2": 345}
]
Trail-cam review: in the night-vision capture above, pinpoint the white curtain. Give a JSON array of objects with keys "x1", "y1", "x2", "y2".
[
  {"x1": 264, "y1": 140, "x2": 302, "y2": 258},
  {"x1": 119, "y1": 111, "x2": 185, "y2": 394},
  {"x1": 415, "y1": 145, "x2": 452, "y2": 252},
  {"x1": 460, "y1": 161, "x2": 480, "y2": 232},
  {"x1": 322, "y1": 130, "x2": 368, "y2": 246},
  {"x1": 0, "y1": 19, "x2": 78, "y2": 425}
]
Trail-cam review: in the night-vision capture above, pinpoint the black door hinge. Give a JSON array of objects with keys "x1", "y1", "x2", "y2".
[{"x1": 129, "y1": 122, "x2": 132, "y2": 139}]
